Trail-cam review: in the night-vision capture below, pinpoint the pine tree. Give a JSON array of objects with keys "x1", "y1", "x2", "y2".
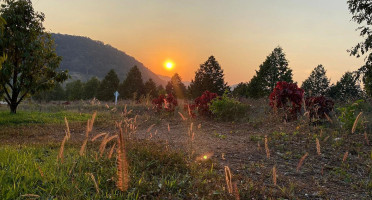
[
  {"x1": 97, "y1": 69, "x2": 120, "y2": 101},
  {"x1": 83, "y1": 77, "x2": 100, "y2": 99},
  {"x1": 119, "y1": 66, "x2": 145, "y2": 99},
  {"x1": 165, "y1": 73, "x2": 187, "y2": 99},
  {"x1": 188, "y1": 56, "x2": 229, "y2": 98},
  {"x1": 232, "y1": 82, "x2": 248, "y2": 97},
  {"x1": 328, "y1": 72, "x2": 363, "y2": 101},
  {"x1": 246, "y1": 46, "x2": 293, "y2": 98},
  {"x1": 144, "y1": 78, "x2": 158, "y2": 98},
  {"x1": 301, "y1": 65, "x2": 330, "y2": 96}
]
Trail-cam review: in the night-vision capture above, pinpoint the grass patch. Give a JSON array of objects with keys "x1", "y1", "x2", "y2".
[
  {"x1": 0, "y1": 111, "x2": 92, "y2": 126},
  {"x1": 0, "y1": 141, "x2": 225, "y2": 199}
]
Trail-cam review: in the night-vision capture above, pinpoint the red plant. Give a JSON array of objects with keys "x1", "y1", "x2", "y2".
[
  {"x1": 269, "y1": 81, "x2": 304, "y2": 120},
  {"x1": 152, "y1": 93, "x2": 178, "y2": 112},
  {"x1": 305, "y1": 96, "x2": 334, "y2": 120},
  {"x1": 195, "y1": 91, "x2": 218, "y2": 116}
]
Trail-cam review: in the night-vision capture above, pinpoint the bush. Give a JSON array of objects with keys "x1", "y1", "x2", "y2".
[
  {"x1": 152, "y1": 93, "x2": 178, "y2": 113},
  {"x1": 269, "y1": 81, "x2": 304, "y2": 120},
  {"x1": 209, "y1": 93, "x2": 249, "y2": 121},
  {"x1": 337, "y1": 99, "x2": 365, "y2": 132},
  {"x1": 184, "y1": 91, "x2": 218, "y2": 118},
  {"x1": 305, "y1": 96, "x2": 334, "y2": 121}
]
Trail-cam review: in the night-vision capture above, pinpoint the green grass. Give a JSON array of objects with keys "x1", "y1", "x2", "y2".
[
  {"x1": 0, "y1": 142, "x2": 225, "y2": 199},
  {"x1": 0, "y1": 111, "x2": 92, "y2": 126}
]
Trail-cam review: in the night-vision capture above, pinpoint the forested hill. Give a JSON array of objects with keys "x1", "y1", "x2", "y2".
[{"x1": 52, "y1": 33, "x2": 166, "y2": 85}]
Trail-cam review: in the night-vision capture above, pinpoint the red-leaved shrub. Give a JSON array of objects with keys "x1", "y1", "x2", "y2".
[
  {"x1": 152, "y1": 93, "x2": 178, "y2": 113},
  {"x1": 184, "y1": 91, "x2": 218, "y2": 117},
  {"x1": 269, "y1": 81, "x2": 304, "y2": 120},
  {"x1": 305, "y1": 96, "x2": 334, "y2": 120}
]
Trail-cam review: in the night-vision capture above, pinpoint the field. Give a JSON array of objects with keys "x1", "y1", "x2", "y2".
[{"x1": 1, "y1": 99, "x2": 372, "y2": 199}]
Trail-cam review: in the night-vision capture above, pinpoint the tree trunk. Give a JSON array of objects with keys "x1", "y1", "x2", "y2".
[{"x1": 10, "y1": 103, "x2": 17, "y2": 114}]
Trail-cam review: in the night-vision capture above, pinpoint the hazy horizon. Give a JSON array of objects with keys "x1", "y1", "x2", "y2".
[{"x1": 34, "y1": 0, "x2": 365, "y2": 85}]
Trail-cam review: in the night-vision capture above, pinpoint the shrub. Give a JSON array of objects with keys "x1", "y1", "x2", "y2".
[
  {"x1": 337, "y1": 99, "x2": 365, "y2": 132},
  {"x1": 209, "y1": 93, "x2": 249, "y2": 121},
  {"x1": 269, "y1": 81, "x2": 304, "y2": 120},
  {"x1": 152, "y1": 93, "x2": 178, "y2": 113},
  {"x1": 183, "y1": 91, "x2": 218, "y2": 117},
  {"x1": 305, "y1": 96, "x2": 334, "y2": 120}
]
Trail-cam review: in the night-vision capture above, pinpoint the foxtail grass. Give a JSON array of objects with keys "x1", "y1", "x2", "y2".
[
  {"x1": 352, "y1": 112, "x2": 363, "y2": 134},
  {"x1": 297, "y1": 152, "x2": 308, "y2": 172},
  {"x1": 224, "y1": 166, "x2": 233, "y2": 194}
]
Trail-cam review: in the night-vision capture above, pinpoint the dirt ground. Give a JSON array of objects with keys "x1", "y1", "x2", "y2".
[{"x1": 1, "y1": 104, "x2": 371, "y2": 199}]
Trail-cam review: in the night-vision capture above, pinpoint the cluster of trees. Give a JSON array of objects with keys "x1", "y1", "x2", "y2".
[
  {"x1": 232, "y1": 47, "x2": 364, "y2": 102},
  {"x1": 35, "y1": 66, "x2": 165, "y2": 102}
]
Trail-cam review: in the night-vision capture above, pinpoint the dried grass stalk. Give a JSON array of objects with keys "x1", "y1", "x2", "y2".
[
  {"x1": 178, "y1": 112, "x2": 187, "y2": 121},
  {"x1": 233, "y1": 182, "x2": 240, "y2": 200},
  {"x1": 224, "y1": 166, "x2": 233, "y2": 194},
  {"x1": 168, "y1": 124, "x2": 170, "y2": 132},
  {"x1": 264, "y1": 135, "x2": 270, "y2": 158},
  {"x1": 272, "y1": 166, "x2": 277, "y2": 186},
  {"x1": 64, "y1": 117, "x2": 71, "y2": 139},
  {"x1": 147, "y1": 124, "x2": 155, "y2": 133},
  {"x1": 79, "y1": 139, "x2": 88, "y2": 156},
  {"x1": 190, "y1": 122, "x2": 193, "y2": 132},
  {"x1": 36, "y1": 165, "x2": 44, "y2": 178},
  {"x1": 87, "y1": 173, "x2": 100, "y2": 194},
  {"x1": 316, "y1": 138, "x2": 321, "y2": 155},
  {"x1": 198, "y1": 123, "x2": 202, "y2": 129},
  {"x1": 58, "y1": 135, "x2": 68, "y2": 163},
  {"x1": 99, "y1": 134, "x2": 109, "y2": 157},
  {"x1": 297, "y1": 152, "x2": 308, "y2": 172},
  {"x1": 364, "y1": 131, "x2": 370, "y2": 145},
  {"x1": 116, "y1": 124, "x2": 129, "y2": 192},
  {"x1": 108, "y1": 143, "x2": 116, "y2": 159},
  {"x1": 352, "y1": 112, "x2": 363, "y2": 134},
  {"x1": 91, "y1": 132, "x2": 107, "y2": 142},
  {"x1": 324, "y1": 113, "x2": 333, "y2": 124},
  {"x1": 342, "y1": 151, "x2": 349, "y2": 163}
]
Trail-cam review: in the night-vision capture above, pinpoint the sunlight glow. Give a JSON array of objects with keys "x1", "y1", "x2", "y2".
[{"x1": 164, "y1": 61, "x2": 174, "y2": 70}]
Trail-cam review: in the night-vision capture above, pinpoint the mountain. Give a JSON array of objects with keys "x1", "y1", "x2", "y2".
[{"x1": 52, "y1": 33, "x2": 166, "y2": 85}]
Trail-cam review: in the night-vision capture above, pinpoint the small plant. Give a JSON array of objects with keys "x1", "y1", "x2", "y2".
[
  {"x1": 337, "y1": 99, "x2": 365, "y2": 132},
  {"x1": 305, "y1": 96, "x2": 334, "y2": 121},
  {"x1": 152, "y1": 93, "x2": 178, "y2": 113},
  {"x1": 269, "y1": 81, "x2": 304, "y2": 120},
  {"x1": 209, "y1": 92, "x2": 249, "y2": 121}
]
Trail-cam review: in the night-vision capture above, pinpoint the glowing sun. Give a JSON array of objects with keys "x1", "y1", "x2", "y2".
[{"x1": 164, "y1": 61, "x2": 174, "y2": 70}]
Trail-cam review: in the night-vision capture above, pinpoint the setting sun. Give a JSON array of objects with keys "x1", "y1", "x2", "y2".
[{"x1": 165, "y1": 61, "x2": 174, "y2": 70}]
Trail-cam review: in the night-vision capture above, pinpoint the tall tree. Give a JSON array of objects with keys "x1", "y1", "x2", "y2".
[
  {"x1": 33, "y1": 83, "x2": 65, "y2": 102},
  {"x1": 83, "y1": 76, "x2": 100, "y2": 99},
  {"x1": 347, "y1": 0, "x2": 372, "y2": 97},
  {"x1": 301, "y1": 65, "x2": 330, "y2": 96},
  {"x1": 188, "y1": 56, "x2": 229, "y2": 98},
  {"x1": 144, "y1": 78, "x2": 158, "y2": 98},
  {"x1": 65, "y1": 80, "x2": 84, "y2": 101},
  {"x1": 119, "y1": 66, "x2": 144, "y2": 99},
  {"x1": 232, "y1": 82, "x2": 248, "y2": 97},
  {"x1": 165, "y1": 73, "x2": 187, "y2": 99},
  {"x1": 246, "y1": 46, "x2": 293, "y2": 98},
  {"x1": 328, "y1": 72, "x2": 363, "y2": 102},
  {"x1": 97, "y1": 69, "x2": 119, "y2": 101},
  {"x1": 0, "y1": 0, "x2": 68, "y2": 113}
]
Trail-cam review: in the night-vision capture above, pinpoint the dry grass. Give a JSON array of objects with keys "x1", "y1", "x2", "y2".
[
  {"x1": 116, "y1": 122, "x2": 130, "y2": 192},
  {"x1": 297, "y1": 152, "x2": 308, "y2": 172},
  {"x1": 224, "y1": 166, "x2": 233, "y2": 194},
  {"x1": 352, "y1": 112, "x2": 363, "y2": 134},
  {"x1": 342, "y1": 151, "x2": 349, "y2": 163},
  {"x1": 272, "y1": 166, "x2": 277, "y2": 186},
  {"x1": 316, "y1": 138, "x2": 321, "y2": 155},
  {"x1": 264, "y1": 135, "x2": 270, "y2": 158}
]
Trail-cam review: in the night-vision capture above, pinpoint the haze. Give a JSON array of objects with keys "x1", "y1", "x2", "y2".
[{"x1": 34, "y1": 0, "x2": 364, "y2": 85}]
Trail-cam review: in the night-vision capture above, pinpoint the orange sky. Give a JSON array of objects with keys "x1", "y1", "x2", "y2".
[{"x1": 34, "y1": 0, "x2": 365, "y2": 85}]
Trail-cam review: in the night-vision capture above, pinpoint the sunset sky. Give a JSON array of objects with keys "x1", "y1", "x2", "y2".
[{"x1": 34, "y1": 0, "x2": 364, "y2": 85}]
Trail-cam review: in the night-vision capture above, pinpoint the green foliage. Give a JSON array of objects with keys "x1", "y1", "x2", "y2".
[
  {"x1": 347, "y1": 0, "x2": 372, "y2": 97},
  {"x1": 209, "y1": 92, "x2": 249, "y2": 121},
  {"x1": 32, "y1": 83, "x2": 66, "y2": 102},
  {"x1": 0, "y1": 0, "x2": 68, "y2": 113},
  {"x1": 232, "y1": 82, "x2": 249, "y2": 97},
  {"x1": 188, "y1": 56, "x2": 229, "y2": 98},
  {"x1": 166, "y1": 73, "x2": 187, "y2": 99},
  {"x1": 119, "y1": 65, "x2": 145, "y2": 99},
  {"x1": 0, "y1": 110, "x2": 91, "y2": 125},
  {"x1": 65, "y1": 80, "x2": 84, "y2": 101},
  {"x1": 328, "y1": 72, "x2": 363, "y2": 102},
  {"x1": 96, "y1": 69, "x2": 119, "y2": 101},
  {"x1": 83, "y1": 77, "x2": 100, "y2": 100},
  {"x1": 301, "y1": 65, "x2": 330, "y2": 96},
  {"x1": 337, "y1": 99, "x2": 365, "y2": 132},
  {"x1": 246, "y1": 46, "x2": 293, "y2": 98},
  {"x1": 144, "y1": 78, "x2": 158, "y2": 98},
  {"x1": 0, "y1": 143, "x2": 224, "y2": 199}
]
